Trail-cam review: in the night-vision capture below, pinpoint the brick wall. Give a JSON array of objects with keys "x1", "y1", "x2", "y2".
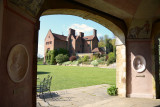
[
  {"x1": 54, "y1": 39, "x2": 67, "y2": 50},
  {"x1": 91, "y1": 36, "x2": 98, "y2": 50}
]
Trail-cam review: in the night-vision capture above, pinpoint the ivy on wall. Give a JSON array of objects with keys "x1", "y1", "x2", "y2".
[{"x1": 45, "y1": 48, "x2": 69, "y2": 65}]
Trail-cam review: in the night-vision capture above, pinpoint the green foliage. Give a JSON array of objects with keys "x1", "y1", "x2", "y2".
[
  {"x1": 46, "y1": 51, "x2": 51, "y2": 64},
  {"x1": 98, "y1": 36, "x2": 105, "y2": 47},
  {"x1": 71, "y1": 61, "x2": 79, "y2": 65},
  {"x1": 50, "y1": 50, "x2": 58, "y2": 65},
  {"x1": 92, "y1": 55, "x2": 98, "y2": 60},
  {"x1": 55, "y1": 54, "x2": 69, "y2": 64},
  {"x1": 58, "y1": 48, "x2": 69, "y2": 55},
  {"x1": 106, "y1": 39, "x2": 113, "y2": 54},
  {"x1": 82, "y1": 56, "x2": 90, "y2": 62},
  {"x1": 45, "y1": 48, "x2": 68, "y2": 65},
  {"x1": 99, "y1": 35, "x2": 116, "y2": 55},
  {"x1": 107, "y1": 52, "x2": 116, "y2": 65},
  {"x1": 63, "y1": 61, "x2": 72, "y2": 65},
  {"x1": 107, "y1": 85, "x2": 118, "y2": 96},
  {"x1": 77, "y1": 58, "x2": 83, "y2": 64},
  {"x1": 91, "y1": 60, "x2": 99, "y2": 66}
]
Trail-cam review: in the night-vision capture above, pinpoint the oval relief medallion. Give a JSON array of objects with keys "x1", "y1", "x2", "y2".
[
  {"x1": 133, "y1": 55, "x2": 146, "y2": 73},
  {"x1": 7, "y1": 44, "x2": 29, "y2": 83}
]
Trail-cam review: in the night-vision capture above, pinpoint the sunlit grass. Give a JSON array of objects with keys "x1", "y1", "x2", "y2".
[{"x1": 37, "y1": 65, "x2": 116, "y2": 91}]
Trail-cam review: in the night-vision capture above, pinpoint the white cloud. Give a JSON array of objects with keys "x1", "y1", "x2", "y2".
[
  {"x1": 68, "y1": 24, "x2": 94, "y2": 34},
  {"x1": 38, "y1": 44, "x2": 44, "y2": 57}
]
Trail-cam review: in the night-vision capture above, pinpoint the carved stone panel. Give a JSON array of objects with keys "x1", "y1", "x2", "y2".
[
  {"x1": 133, "y1": 55, "x2": 146, "y2": 73},
  {"x1": 7, "y1": 44, "x2": 29, "y2": 83}
]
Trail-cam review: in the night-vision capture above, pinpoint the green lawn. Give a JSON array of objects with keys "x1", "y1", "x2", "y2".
[
  {"x1": 37, "y1": 65, "x2": 116, "y2": 91},
  {"x1": 37, "y1": 59, "x2": 43, "y2": 65}
]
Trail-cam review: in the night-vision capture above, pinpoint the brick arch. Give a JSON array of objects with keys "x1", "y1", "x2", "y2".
[{"x1": 40, "y1": 8, "x2": 127, "y2": 97}]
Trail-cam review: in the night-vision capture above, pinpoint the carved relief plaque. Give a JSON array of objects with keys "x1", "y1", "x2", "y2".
[
  {"x1": 133, "y1": 55, "x2": 146, "y2": 73},
  {"x1": 7, "y1": 44, "x2": 29, "y2": 83}
]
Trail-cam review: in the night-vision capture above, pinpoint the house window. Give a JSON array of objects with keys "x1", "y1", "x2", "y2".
[
  {"x1": 48, "y1": 36, "x2": 50, "y2": 38},
  {"x1": 47, "y1": 48, "x2": 50, "y2": 51},
  {"x1": 50, "y1": 41, "x2": 52, "y2": 44},
  {"x1": 46, "y1": 42, "x2": 49, "y2": 45}
]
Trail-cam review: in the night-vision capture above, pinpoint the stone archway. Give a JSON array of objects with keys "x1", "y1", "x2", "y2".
[
  {"x1": 40, "y1": 8, "x2": 127, "y2": 97},
  {"x1": 0, "y1": 0, "x2": 127, "y2": 106}
]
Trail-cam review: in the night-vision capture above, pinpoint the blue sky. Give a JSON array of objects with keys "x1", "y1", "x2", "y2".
[{"x1": 38, "y1": 15, "x2": 114, "y2": 57}]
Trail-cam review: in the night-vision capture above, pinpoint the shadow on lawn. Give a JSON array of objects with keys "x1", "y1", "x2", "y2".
[{"x1": 37, "y1": 71, "x2": 50, "y2": 75}]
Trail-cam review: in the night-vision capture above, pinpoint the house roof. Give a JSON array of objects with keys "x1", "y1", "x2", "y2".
[
  {"x1": 83, "y1": 35, "x2": 95, "y2": 40},
  {"x1": 52, "y1": 33, "x2": 67, "y2": 41}
]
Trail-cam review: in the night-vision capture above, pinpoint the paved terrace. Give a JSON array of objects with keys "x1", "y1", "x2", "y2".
[{"x1": 37, "y1": 84, "x2": 160, "y2": 107}]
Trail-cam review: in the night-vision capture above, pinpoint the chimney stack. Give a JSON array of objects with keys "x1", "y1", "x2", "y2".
[
  {"x1": 93, "y1": 29, "x2": 97, "y2": 37},
  {"x1": 69, "y1": 28, "x2": 75, "y2": 36},
  {"x1": 79, "y1": 32, "x2": 84, "y2": 38}
]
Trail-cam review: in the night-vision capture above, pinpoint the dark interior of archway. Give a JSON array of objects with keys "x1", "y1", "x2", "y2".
[{"x1": 155, "y1": 37, "x2": 160, "y2": 98}]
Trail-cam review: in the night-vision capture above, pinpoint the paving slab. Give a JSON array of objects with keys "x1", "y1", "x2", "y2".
[{"x1": 37, "y1": 84, "x2": 160, "y2": 107}]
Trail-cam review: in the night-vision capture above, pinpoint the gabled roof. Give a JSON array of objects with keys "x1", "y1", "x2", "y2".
[
  {"x1": 52, "y1": 33, "x2": 67, "y2": 41},
  {"x1": 83, "y1": 35, "x2": 95, "y2": 40}
]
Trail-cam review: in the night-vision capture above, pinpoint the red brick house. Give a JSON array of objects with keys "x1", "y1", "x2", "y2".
[{"x1": 44, "y1": 28, "x2": 99, "y2": 62}]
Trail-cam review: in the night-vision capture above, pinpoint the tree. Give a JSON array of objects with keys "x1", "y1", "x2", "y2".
[
  {"x1": 104, "y1": 35, "x2": 113, "y2": 54},
  {"x1": 110, "y1": 39, "x2": 116, "y2": 57},
  {"x1": 99, "y1": 34, "x2": 116, "y2": 55},
  {"x1": 98, "y1": 36, "x2": 105, "y2": 47}
]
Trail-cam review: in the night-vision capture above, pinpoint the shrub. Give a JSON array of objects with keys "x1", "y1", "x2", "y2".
[
  {"x1": 107, "y1": 52, "x2": 116, "y2": 65},
  {"x1": 63, "y1": 61, "x2": 72, "y2": 65},
  {"x1": 92, "y1": 55, "x2": 98, "y2": 60},
  {"x1": 69, "y1": 56, "x2": 76, "y2": 61},
  {"x1": 99, "y1": 56, "x2": 106, "y2": 61},
  {"x1": 107, "y1": 85, "x2": 118, "y2": 96},
  {"x1": 55, "y1": 54, "x2": 69, "y2": 64},
  {"x1": 71, "y1": 61, "x2": 79, "y2": 65},
  {"x1": 91, "y1": 60, "x2": 99, "y2": 66},
  {"x1": 77, "y1": 58, "x2": 83, "y2": 64},
  {"x1": 82, "y1": 56, "x2": 90, "y2": 62}
]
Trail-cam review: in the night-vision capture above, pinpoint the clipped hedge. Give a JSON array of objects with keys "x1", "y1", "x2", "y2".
[{"x1": 55, "y1": 54, "x2": 69, "y2": 64}]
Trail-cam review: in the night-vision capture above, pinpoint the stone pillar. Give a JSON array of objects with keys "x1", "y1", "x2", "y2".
[
  {"x1": 115, "y1": 35, "x2": 126, "y2": 97},
  {"x1": 116, "y1": 45, "x2": 126, "y2": 97}
]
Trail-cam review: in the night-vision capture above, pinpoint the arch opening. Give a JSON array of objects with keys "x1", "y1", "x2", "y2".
[{"x1": 37, "y1": 8, "x2": 127, "y2": 99}]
